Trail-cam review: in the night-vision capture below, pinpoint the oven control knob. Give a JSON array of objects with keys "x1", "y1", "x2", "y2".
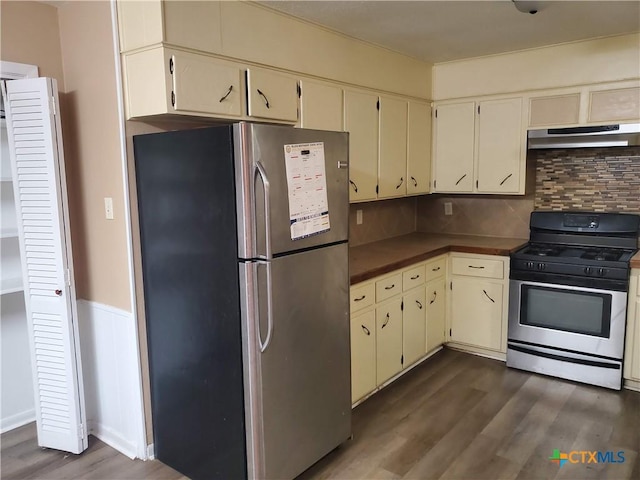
[
  {"x1": 598, "y1": 268, "x2": 607, "y2": 277},
  {"x1": 526, "y1": 261, "x2": 535, "y2": 270},
  {"x1": 584, "y1": 266, "x2": 592, "y2": 275},
  {"x1": 537, "y1": 263, "x2": 546, "y2": 271}
]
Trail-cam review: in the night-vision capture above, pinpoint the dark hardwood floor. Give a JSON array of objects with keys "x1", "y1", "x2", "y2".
[{"x1": 2, "y1": 349, "x2": 639, "y2": 479}]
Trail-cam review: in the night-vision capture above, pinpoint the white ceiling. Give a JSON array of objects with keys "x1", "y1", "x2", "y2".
[{"x1": 258, "y1": 1, "x2": 640, "y2": 64}]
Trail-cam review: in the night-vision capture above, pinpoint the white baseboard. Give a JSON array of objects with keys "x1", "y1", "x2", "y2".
[
  {"x1": 77, "y1": 300, "x2": 147, "y2": 459},
  {"x1": 0, "y1": 409, "x2": 35, "y2": 434},
  {"x1": 146, "y1": 443, "x2": 155, "y2": 460}
]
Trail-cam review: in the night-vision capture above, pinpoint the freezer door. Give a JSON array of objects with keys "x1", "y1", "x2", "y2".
[
  {"x1": 240, "y1": 242, "x2": 352, "y2": 479},
  {"x1": 235, "y1": 123, "x2": 349, "y2": 259}
]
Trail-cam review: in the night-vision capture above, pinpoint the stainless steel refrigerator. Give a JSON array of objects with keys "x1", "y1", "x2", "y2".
[{"x1": 133, "y1": 122, "x2": 351, "y2": 480}]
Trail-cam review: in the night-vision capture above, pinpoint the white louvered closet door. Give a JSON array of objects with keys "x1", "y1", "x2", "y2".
[{"x1": 2, "y1": 77, "x2": 87, "y2": 454}]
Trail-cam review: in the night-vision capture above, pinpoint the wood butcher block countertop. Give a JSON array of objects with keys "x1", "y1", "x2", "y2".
[
  {"x1": 632, "y1": 251, "x2": 640, "y2": 269},
  {"x1": 349, "y1": 232, "x2": 528, "y2": 285}
]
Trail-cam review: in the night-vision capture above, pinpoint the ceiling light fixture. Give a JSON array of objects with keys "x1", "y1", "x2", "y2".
[{"x1": 512, "y1": 0, "x2": 541, "y2": 15}]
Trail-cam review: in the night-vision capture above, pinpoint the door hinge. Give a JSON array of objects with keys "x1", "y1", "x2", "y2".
[
  {"x1": 376, "y1": 99, "x2": 380, "y2": 110},
  {"x1": 435, "y1": 109, "x2": 438, "y2": 118},
  {"x1": 171, "y1": 91, "x2": 175, "y2": 108},
  {"x1": 50, "y1": 96, "x2": 56, "y2": 116},
  {"x1": 449, "y1": 328, "x2": 452, "y2": 337},
  {"x1": 401, "y1": 301, "x2": 404, "y2": 311},
  {"x1": 450, "y1": 281, "x2": 452, "y2": 290},
  {"x1": 476, "y1": 180, "x2": 479, "y2": 189},
  {"x1": 401, "y1": 354, "x2": 404, "y2": 365},
  {"x1": 433, "y1": 180, "x2": 436, "y2": 189},
  {"x1": 477, "y1": 105, "x2": 480, "y2": 114},
  {"x1": 376, "y1": 185, "x2": 379, "y2": 194},
  {"x1": 169, "y1": 57, "x2": 174, "y2": 74},
  {"x1": 297, "y1": 83, "x2": 301, "y2": 98}
]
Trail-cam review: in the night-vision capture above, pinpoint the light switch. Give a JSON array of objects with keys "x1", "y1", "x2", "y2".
[
  {"x1": 104, "y1": 197, "x2": 114, "y2": 220},
  {"x1": 356, "y1": 209, "x2": 363, "y2": 225},
  {"x1": 444, "y1": 202, "x2": 453, "y2": 216}
]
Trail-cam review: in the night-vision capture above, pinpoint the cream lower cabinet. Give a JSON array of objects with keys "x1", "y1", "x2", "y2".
[
  {"x1": 623, "y1": 269, "x2": 640, "y2": 387},
  {"x1": 350, "y1": 309, "x2": 376, "y2": 403},
  {"x1": 376, "y1": 298, "x2": 403, "y2": 385},
  {"x1": 426, "y1": 277, "x2": 446, "y2": 353},
  {"x1": 448, "y1": 253, "x2": 509, "y2": 355},
  {"x1": 402, "y1": 287, "x2": 426, "y2": 368}
]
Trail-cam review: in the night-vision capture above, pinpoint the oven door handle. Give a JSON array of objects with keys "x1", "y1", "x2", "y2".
[{"x1": 508, "y1": 343, "x2": 620, "y2": 370}]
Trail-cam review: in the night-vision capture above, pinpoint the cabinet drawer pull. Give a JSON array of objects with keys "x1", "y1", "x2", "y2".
[
  {"x1": 415, "y1": 300, "x2": 423, "y2": 310},
  {"x1": 430, "y1": 291, "x2": 437, "y2": 304},
  {"x1": 411, "y1": 176, "x2": 417, "y2": 187},
  {"x1": 219, "y1": 85, "x2": 233, "y2": 102},
  {"x1": 55, "y1": 289, "x2": 63, "y2": 296},
  {"x1": 468, "y1": 265, "x2": 485, "y2": 269},
  {"x1": 499, "y1": 173, "x2": 513, "y2": 186},
  {"x1": 361, "y1": 325, "x2": 371, "y2": 336},
  {"x1": 256, "y1": 88, "x2": 270, "y2": 108},
  {"x1": 382, "y1": 313, "x2": 390, "y2": 328},
  {"x1": 455, "y1": 174, "x2": 467, "y2": 186},
  {"x1": 410, "y1": 274, "x2": 420, "y2": 280},
  {"x1": 396, "y1": 177, "x2": 404, "y2": 189},
  {"x1": 384, "y1": 284, "x2": 395, "y2": 290},
  {"x1": 354, "y1": 295, "x2": 366, "y2": 302},
  {"x1": 432, "y1": 266, "x2": 441, "y2": 272},
  {"x1": 483, "y1": 289, "x2": 496, "y2": 303},
  {"x1": 349, "y1": 179, "x2": 358, "y2": 192}
]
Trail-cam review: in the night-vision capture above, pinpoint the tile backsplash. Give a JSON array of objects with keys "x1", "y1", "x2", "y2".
[
  {"x1": 534, "y1": 146, "x2": 640, "y2": 213},
  {"x1": 349, "y1": 197, "x2": 417, "y2": 246}
]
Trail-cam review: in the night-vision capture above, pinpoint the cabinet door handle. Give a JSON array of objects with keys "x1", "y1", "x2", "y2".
[
  {"x1": 384, "y1": 284, "x2": 395, "y2": 290},
  {"x1": 455, "y1": 174, "x2": 467, "y2": 186},
  {"x1": 55, "y1": 289, "x2": 63, "y2": 296},
  {"x1": 256, "y1": 88, "x2": 270, "y2": 108},
  {"x1": 499, "y1": 173, "x2": 513, "y2": 186},
  {"x1": 354, "y1": 295, "x2": 366, "y2": 302},
  {"x1": 483, "y1": 289, "x2": 496, "y2": 303},
  {"x1": 430, "y1": 291, "x2": 437, "y2": 304},
  {"x1": 382, "y1": 313, "x2": 390, "y2": 328},
  {"x1": 349, "y1": 179, "x2": 358, "y2": 192},
  {"x1": 468, "y1": 265, "x2": 485, "y2": 269},
  {"x1": 361, "y1": 325, "x2": 371, "y2": 336},
  {"x1": 411, "y1": 176, "x2": 417, "y2": 187},
  {"x1": 432, "y1": 266, "x2": 441, "y2": 272},
  {"x1": 415, "y1": 300, "x2": 423, "y2": 310},
  {"x1": 410, "y1": 274, "x2": 420, "y2": 280},
  {"x1": 396, "y1": 177, "x2": 404, "y2": 189},
  {"x1": 219, "y1": 85, "x2": 233, "y2": 102}
]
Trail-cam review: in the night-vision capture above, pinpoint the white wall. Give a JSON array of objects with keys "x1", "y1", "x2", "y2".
[{"x1": 433, "y1": 33, "x2": 640, "y2": 100}]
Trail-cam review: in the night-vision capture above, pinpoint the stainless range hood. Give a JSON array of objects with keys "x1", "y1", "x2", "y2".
[{"x1": 528, "y1": 123, "x2": 640, "y2": 149}]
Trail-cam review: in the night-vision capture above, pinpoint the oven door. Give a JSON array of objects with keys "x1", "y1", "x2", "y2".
[{"x1": 508, "y1": 279, "x2": 627, "y2": 359}]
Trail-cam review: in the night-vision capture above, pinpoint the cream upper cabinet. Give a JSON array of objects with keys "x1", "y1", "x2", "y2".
[
  {"x1": 378, "y1": 96, "x2": 408, "y2": 198},
  {"x1": 432, "y1": 101, "x2": 475, "y2": 193},
  {"x1": 246, "y1": 68, "x2": 298, "y2": 122},
  {"x1": 299, "y1": 80, "x2": 343, "y2": 131},
  {"x1": 476, "y1": 98, "x2": 523, "y2": 194},
  {"x1": 588, "y1": 87, "x2": 640, "y2": 124},
  {"x1": 350, "y1": 309, "x2": 376, "y2": 403},
  {"x1": 528, "y1": 93, "x2": 581, "y2": 128},
  {"x1": 407, "y1": 101, "x2": 431, "y2": 195},
  {"x1": 344, "y1": 90, "x2": 379, "y2": 202},
  {"x1": 123, "y1": 47, "x2": 243, "y2": 119},
  {"x1": 402, "y1": 286, "x2": 426, "y2": 367},
  {"x1": 376, "y1": 299, "x2": 403, "y2": 385}
]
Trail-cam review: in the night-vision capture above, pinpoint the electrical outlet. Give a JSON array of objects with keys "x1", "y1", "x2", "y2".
[
  {"x1": 444, "y1": 202, "x2": 453, "y2": 216},
  {"x1": 104, "y1": 197, "x2": 114, "y2": 220},
  {"x1": 356, "y1": 209, "x2": 363, "y2": 225}
]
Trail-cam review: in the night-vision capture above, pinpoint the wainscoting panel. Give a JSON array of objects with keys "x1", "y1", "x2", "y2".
[{"x1": 77, "y1": 300, "x2": 146, "y2": 459}]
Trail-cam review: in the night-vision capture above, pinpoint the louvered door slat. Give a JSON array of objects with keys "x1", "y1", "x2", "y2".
[{"x1": 2, "y1": 77, "x2": 87, "y2": 454}]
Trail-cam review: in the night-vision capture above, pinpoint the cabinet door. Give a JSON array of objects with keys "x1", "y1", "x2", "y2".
[
  {"x1": 407, "y1": 101, "x2": 431, "y2": 195},
  {"x1": 344, "y1": 90, "x2": 378, "y2": 202},
  {"x1": 299, "y1": 80, "x2": 343, "y2": 131},
  {"x1": 172, "y1": 52, "x2": 242, "y2": 116},
  {"x1": 528, "y1": 93, "x2": 581, "y2": 128},
  {"x1": 378, "y1": 96, "x2": 407, "y2": 198},
  {"x1": 246, "y1": 68, "x2": 298, "y2": 122},
  {"x1": 350, "y1": 309, "x2": 376, "y2": 403},
  {"x1": 426, "y1": 278, "x2": 446, "y2": 353},
  {"x1": 450, "y1": 278, "x2": 503, "y2": 351},
  {"x1": 476, "y1": 98, "x2": 523, "y2": 194},
  {"x1": 588, "y1": 87, "x2": 640, "y2": 123},
  {"x1": 630, "y1": 300, "x2": 640, "y2": 381},
  {"x1": 376, "y1": 299, "x2": 403, "y2": 385},
  {"x1": 163, "y1": 1, "x2": 222, "y2": 53},
  {"x1": 433, "y1": 102, "x2": 475, "y2": 192},
  {"x1": 403, "y1": 287, "x2": 426, "y2": 367}
]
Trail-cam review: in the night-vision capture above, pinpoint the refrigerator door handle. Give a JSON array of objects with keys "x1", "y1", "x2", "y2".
[
  {"x1": 255, "y1": 161, "x2": 272, "y2": 260},
  {"x1": 256, "y1": 259, "x2": 274, "y2": 353}
]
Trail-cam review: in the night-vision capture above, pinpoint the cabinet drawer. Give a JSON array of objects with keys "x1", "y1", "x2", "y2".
[
  {"x1": 425, "y1": 257, "x2": 446, "y2": 281},
  {"x1": 403, "y1": 265, "x2": 425, "y2": 291},
  {"x1": 350, "y1": 283, "x2": 375, "y2": 313},
  {"x1": 376, "y1": 273, "x2": 402, "y2": 302},
  {"x1": 451, "y1": 257, "x2": 504, "y2": 279}
]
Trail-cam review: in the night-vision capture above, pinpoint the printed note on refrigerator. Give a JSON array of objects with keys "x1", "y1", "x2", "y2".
[{"x1": 283, "y1": 142, "x2": 330, "y2": 240}]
